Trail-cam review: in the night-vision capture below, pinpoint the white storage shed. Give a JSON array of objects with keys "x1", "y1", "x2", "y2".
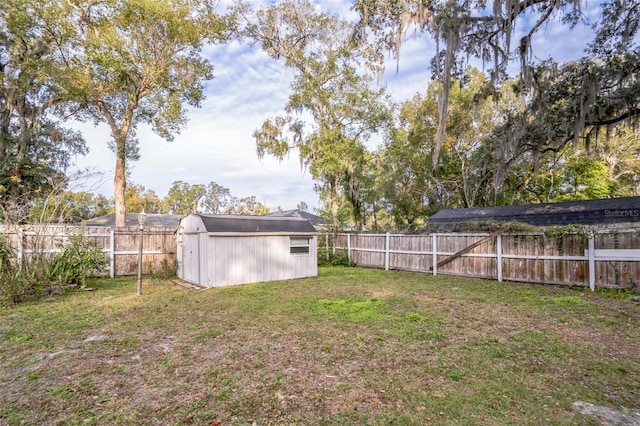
[{"x1": 176, "y1": 214, "x2": 318, "y2": 287}]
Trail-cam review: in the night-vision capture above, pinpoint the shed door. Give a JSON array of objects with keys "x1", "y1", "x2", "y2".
[{"x1": 182, "y1": 233, "x2": 200, "y2": 285}]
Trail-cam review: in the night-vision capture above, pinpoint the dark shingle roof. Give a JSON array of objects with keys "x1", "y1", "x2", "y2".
[
  {"x1": 84, "y1": 213, "x2": 184, "y2": 228},
  {"x1": 197, "y1": 214, "x2": 316, "y2": 234},
  {"x1": 429, "y1": 196, "x2": 640, "y2": 228}
]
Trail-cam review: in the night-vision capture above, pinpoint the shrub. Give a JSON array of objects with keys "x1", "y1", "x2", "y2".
[
  {"x1": 0, "y1": 236, "x2": 26, "y2": 304},
  {"x1": 48, "y1": 234, "x2": 108, "y2": 288},
  {"x1": 0, "y1": 234, "x2": 14, "y2": 273},
  {"x1": 0, "y1": 259, "x2": 51, "y2": 305},
  {"x1": 1, "y1": 233, "x2": 108, "y2": 305},
  {"x1": 318, "y1": 253, "x2": 355, "y2": 267},
  {"x1": 148, "y1": 258, "x2": 178, "y2": 280}
]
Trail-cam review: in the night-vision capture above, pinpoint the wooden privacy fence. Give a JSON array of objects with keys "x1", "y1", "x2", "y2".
[
  {"x1": 3, "y1": 225, "x2": 638, "y2": 288},
  {"x1": 322, "y1": 230, "x2": 640, "y2": 291},
  {"x1": 0, "y1": 225, "x2": 177, "y2": 277}
]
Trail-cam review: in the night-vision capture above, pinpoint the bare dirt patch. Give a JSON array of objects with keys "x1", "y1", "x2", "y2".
[{"x1": 573, "y1": 401, "x2": 640, "y2": 426}]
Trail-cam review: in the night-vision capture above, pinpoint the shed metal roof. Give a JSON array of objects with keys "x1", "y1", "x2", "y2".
[
  {"x1": 196, "y1": 214, "x2": 317, "y2": 234},
  {"x1": 429, "y1": 196, "x2": 640, "y2": 228}
]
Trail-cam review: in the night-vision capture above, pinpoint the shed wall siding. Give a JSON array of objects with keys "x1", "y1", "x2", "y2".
[
  {"x1": 207, "y1": 235, "x2": 317, "y2": 287},
  {"x1": 198, "y1": 233, "x2": 208, "y2": 286},
  {"x1": 181, "y1": 233, "x2": 200, "y2": 285}
]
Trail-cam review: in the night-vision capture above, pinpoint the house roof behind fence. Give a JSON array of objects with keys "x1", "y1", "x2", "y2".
[
  {"x1": 429, "y1": 196, "x2": 640, "y2": 228},
  {"x1": 264, "y1": 209, "x2": 325, "y2": 227},
  {"x1": 83, "y1": 213, "x2": 184, "y2": 228},
  {"x1": 195, "y1": 214, "x2": 317, "y2": 234}
]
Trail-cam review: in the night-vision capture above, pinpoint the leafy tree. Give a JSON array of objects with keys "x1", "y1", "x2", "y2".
[
  {"x1": 162, "y1": 180, "x2": 266, "y2": 215},
  {"x1": 353, "y1": 0, "x2": 640, "y2": 173},
  {"x1": 382, "y1": 80, "x2": 638, "y2": 217},
  {"x1": 245, "y1": 0, "x2": 392, "y2": 231},
  {"x1": 30, "y1": 190, "x2": 111, "y2": 223},
  {"x1": 489, "y1": 53, "x2": 640, "y2": 191},
  {"x1": 592, "y1": 126, "x2": 640, "y2": 197},
  {"x1": 55, "y1": 0, "x2": 233, "y2": 227},
  {"x1": 202, "y1": 181, "x2": 233, "y2": 214},
  {"x1": 0, "y1": 0, "x2": 86, "y2": 222},
  {"x1": 500, "y1": 148, "x2": 566, "y2": 204},
  {"x1": 124, "y1": 184, "x2": 162, "y2": 214},
  {"x1": 163, "y1": 180, "x2": 206, "y2": 214},
  {"x1": 517, "y1": 126, "x2": 640, "y2": 202},
  {"x1": 378, "y1": 67, "x2": 637, "y2": 222},
  {"x1": 315, "y1": 195, "x2": 354, "y2": 231},
  {"x1": 557, "y1": 156, "x2": 616, "y2": 201},
  {"x1": 225, "y1": 195, "x2": 268, "y2": 216},
  {"x1": 378, "y1": 122, "x2": 431, "y2": 229},
  {"x1": 378, "y1": 68, "x2": 507, "y2": 228}
]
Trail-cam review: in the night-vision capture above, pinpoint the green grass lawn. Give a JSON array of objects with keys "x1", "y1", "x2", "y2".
[{"x1": 1, "y1": 267, "x2": 639, "y2": 425}]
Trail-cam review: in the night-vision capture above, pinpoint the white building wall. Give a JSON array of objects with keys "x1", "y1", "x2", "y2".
[{"x1": 207, "y1": 235, "x2": 317, "y2": 287}]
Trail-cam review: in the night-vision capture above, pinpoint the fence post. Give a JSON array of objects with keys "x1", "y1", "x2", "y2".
[
  {"x1": 332, "y1": 233, "x2": 336, "y2": 256},
  {"x1": 347, "y1": 233, "x2": 351, "y2": 262},
  {"x1": 17, "y1": 226, "x2": 24, "y2": 268},
  {"x1": 385, "y1": 232, "x2": 390, "y2": 270},
  {"x1": 588, "y1": 232, "x2": 595, "y2": 291},
  {"x1": 110, "y1": 228, "x2": 115, "y2": 278},
  {"x1": 496, "y1": 234, "x2": 503, "y2": 282},
  {"x1": 325, "y1": 233, "x2": 329, "y2": 261},
  {"x1": 432, "y1": 233, "x2": 438, "y2": 276}
]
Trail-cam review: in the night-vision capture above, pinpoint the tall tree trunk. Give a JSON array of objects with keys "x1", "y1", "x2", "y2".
[
  {"x1": 326, "y1": 178, "x2": 340, "y2": 243},
  {"x1": 114, "y1": 137, "x2": 127, "y2": 228}
]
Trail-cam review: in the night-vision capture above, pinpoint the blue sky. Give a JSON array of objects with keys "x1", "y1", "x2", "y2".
[{"x1": 68, "y1": 0, "x2": 599, "y2": 213}]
